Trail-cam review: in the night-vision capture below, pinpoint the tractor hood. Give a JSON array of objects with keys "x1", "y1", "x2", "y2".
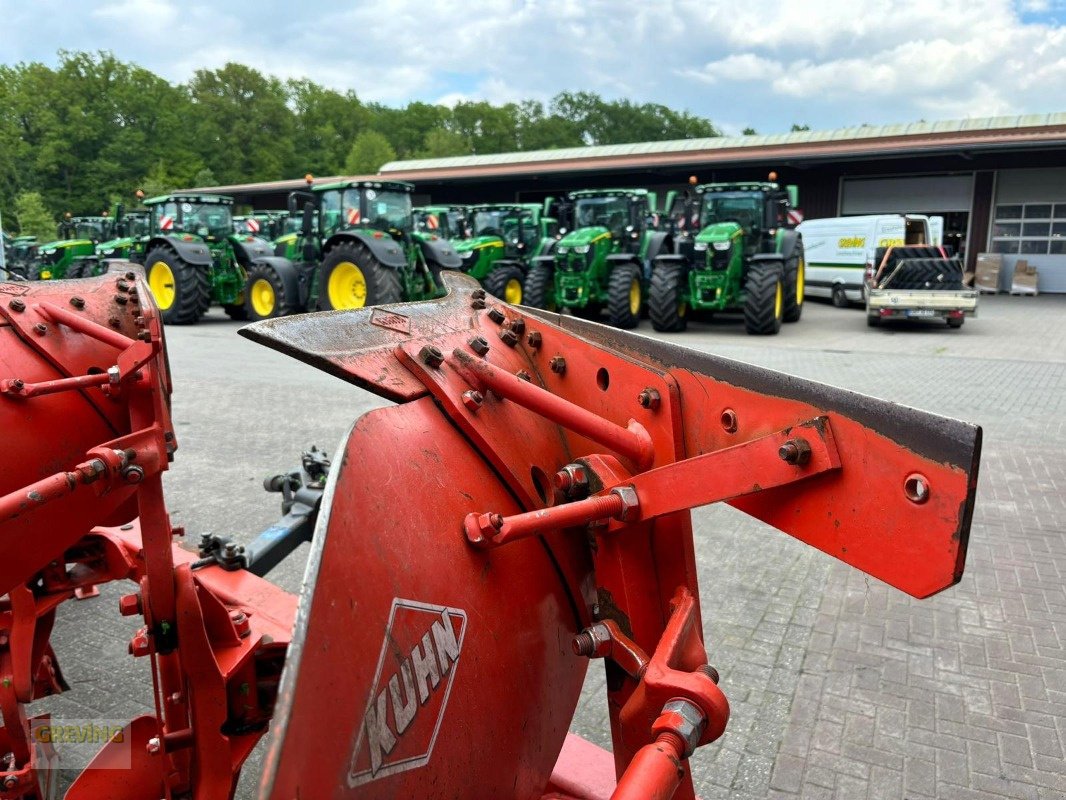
[
  {"x1": 96, "y1": 237, "x2": 134, "y2": 254},
  {"x1": 696, "y1": 222, "x2": 743, "y2": 244},
  {"x1": 38, "y1": 239, "x2": 92, "y2": 254},
  {"x1": 453, "y1": 235, "x2": 504, "y2": 254},
  {"x1": 558, "y1": 226, "x2": 610, "y2": 249}
]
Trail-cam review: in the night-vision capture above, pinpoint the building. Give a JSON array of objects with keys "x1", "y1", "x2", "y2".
[{"x1": 190, "y1": 113, "x2": 1066, "y2": 292}]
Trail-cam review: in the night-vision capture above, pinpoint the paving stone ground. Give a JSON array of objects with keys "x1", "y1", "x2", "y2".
[{"x1": 27, "y1": 294, "x2": 1066, "y2": 798}]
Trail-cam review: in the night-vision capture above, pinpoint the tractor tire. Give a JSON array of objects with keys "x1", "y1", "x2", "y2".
[
  {"x1": 522, "y1": 262, "x2": 556, "y2": 311},
  {"x1": 65, "y1": 261, "x2": 88, "y2": 279},
  {"x1": 783, "y1": 243, "x2": 805, "y2": 323},
  {"x1": 145, "y1": 246, "x2": 210, "y2": 325},
  {"x1": 223, "y1": 304, "x2": 248, "y2": 321},
  {"x1": 482, "y1": 264, "x2": 525, "y2": 306},
  {"x1": 318, "y1": 241, "x2": 401, "y2": 311},
  {"x1": 832, "y1": 284, "x2": 849, "y2": 308},
  {"x1": 743, "y1": 262, "x2": 784, "y2": 335},
  {"x1": 244, "y1": 262, "x2": 294, "y2": 322},
  {"x1": 607, "y1": 263, "x2": 642, "y2": 329},
  {"x1": 648, "y1": 263, "x2": 688, "y2": 332}
]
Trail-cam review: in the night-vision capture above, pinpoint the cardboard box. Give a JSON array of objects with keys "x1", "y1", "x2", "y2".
[
  {"x1": 974, "y1": 253, "x2": 1002, "y2": 293},
  {"x1": 1011, "y1": 258, "x2": 1039, "y2": 295}
]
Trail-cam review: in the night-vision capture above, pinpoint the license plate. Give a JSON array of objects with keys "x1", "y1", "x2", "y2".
[{"x1": 907, "y1": 309, "x2": 936, "y2": 318}]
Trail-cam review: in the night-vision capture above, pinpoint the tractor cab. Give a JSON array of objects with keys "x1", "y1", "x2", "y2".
[
  {"x1": 414, "y1": 205, "x2": 469, "y2": 240},
  {"x1": 65, "y1": 216, "x2": 113, "y2": 244},
  {"x1": 312, "y1": 180, "x2": 414, "y2": 241},
  {"x1": 145, "y1": 194, "x2": 235, "y2": 243},
  {"x1": 566, "y1": 189, "x2": 652, "y2": 258},
  {"x1": 694, "y1": 182, "x2": 795, "y2": 257}
]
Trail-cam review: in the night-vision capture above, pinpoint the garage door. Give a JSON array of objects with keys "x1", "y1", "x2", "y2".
[
  {"x1": 989, "y1": 167, "x2": 1066, "y2": 293},
  {"x1": 841, "y1": 175, "x2": 974, "y2": 214}
]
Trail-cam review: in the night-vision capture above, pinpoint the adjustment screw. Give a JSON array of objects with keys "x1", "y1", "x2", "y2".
[
  {"x1": 638, "y1": 388, "x2": 661, "y2": 410},
  {"x1": 9, "y1": 298, "x2": 25, "y2": 312},
  {"x1": 419, "y1": 345, "x2": 444, "y2": 368},
  {"x1": 527, "y1": 331, "x2": 542, "y2": 349},
  {"x1": 487, "y1": 306, "x2": 506, "y2": 325},
  {"x1": 550, "y1": 356, "x2": 567, "y2": 375},
  {"x1": 498, "y1": 328, "x2": 519, "y2": 347},
  {"x1": 69, "y1": 296, "x2": 86, "y2": 309},
  {"x1": 468, "y1": 336, "x2": 490, "y2": 356}
]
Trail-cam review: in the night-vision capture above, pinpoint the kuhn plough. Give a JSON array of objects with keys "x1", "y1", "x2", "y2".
[{"x1": 0, "y1": 264, "x2": 979, "y2": 799}]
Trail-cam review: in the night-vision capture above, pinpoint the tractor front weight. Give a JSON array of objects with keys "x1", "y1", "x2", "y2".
[{"x1": 0, "y1": 268, "x2": 979, "y2": 799}]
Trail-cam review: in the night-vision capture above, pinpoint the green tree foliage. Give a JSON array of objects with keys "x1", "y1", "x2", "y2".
[
  {"x1": 0, "y1": 51, "x2": 722, "y2": 221},
  {"x1": 14, "y1": 191, "x2": 56, "y2": 241},
  {"x1": 790, "y1": 123, "x2": 811, "y2": 132},
  {"x1": 344, "y1": 131, "x2": 397, "y2": 175},
  {"x1": 742, "y1": 127, "x2": 758, "y2": 135}
]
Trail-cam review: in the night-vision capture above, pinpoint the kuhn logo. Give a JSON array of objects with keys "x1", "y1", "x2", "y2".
[{"x1": 348, "y1": 598, "x2": 467, "y2": 787}]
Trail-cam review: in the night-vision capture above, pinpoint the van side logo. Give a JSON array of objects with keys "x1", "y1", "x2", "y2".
[{"x1": 348, "y1": 598, "x2": 467, "y2": 787}]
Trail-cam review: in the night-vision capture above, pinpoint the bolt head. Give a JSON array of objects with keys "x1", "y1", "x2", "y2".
[
  {"x1": 461, "y1": 390, "x2": 484, "y2": 411},
  {"x1": 778, "y1": 438, "x2": 812, "y2": 465},
  {"x1": 471, "y1": 298, "x2": 486, "y2": 310},
  {"x1": 146, "y1": 736, "x2": 161, "y2": 755},
  {"x1": 550, "y1": 356, "x2": 566, "y2": 374},
  {"x1": 468, "y1": 336, "x2": 490, "y2": 356},
  {"x1": 498, "y1": 328, "x2": 519, "y2": 347},
  {"x1": 487, "y1": 306, "x2": 506, "y2": 325},
  {"x1": 118, "y1": 593, "x2": 142, "y2": 617},
  {"x1": 509, "y1": 318, "x2": 526, "y2": 335},
  {"x1": 638, "y1": 388, "x2": 661, "y2": 410},
  {"x1": 471, "y1": 288, "x2": 486, "y2": 300},
  {"x1": 9, "y1": 298, "x2": 25, "y2": 312},
  {"x1": 70, "y1": 296, "x2": 86, "y2": 309},
  {"x1": 419, "y1": 345, "x2": 444, "y2": 368},
  {"x1": 526, "y1": 331, "x2": 542, "y2": 348}
]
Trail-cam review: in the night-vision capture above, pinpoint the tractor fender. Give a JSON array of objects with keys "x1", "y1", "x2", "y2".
[
  {"x1": 147, "y1": 236, "x2": 212, "y2": 267},
  {"x1": 606, "y1": 252, "x2": 646, "y2": 281},
  {"x1": 750, "y1": 253, "x2": 786, "y2": 273},
  {"x1": 532, "y1": 254, "x2": 556, "y2": 270},
  {"x1": 777, "y1": 229, "x2": 802, "y2": 261},
  {"x1": 324, "y1": 231, "x2": 406, "y2": 269},
  {"x1": 231, "y1": 236, "x2": 275, "y2": 265},
  {"x1": 653, "y1": 253, "x2": 688, "y2": 272},
  {"x1": 418, "y1": 236, "x2": 463, "y2": 270},
  {"x1": 644, "y1": 231, "x2": 674, "y2": 263}
]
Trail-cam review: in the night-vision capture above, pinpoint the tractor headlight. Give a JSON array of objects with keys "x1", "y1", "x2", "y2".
[
  {"x1": 693, "y1": 242, "x2": 708, "y2": 252},
  {"x1": 101, "y1": 248, "x2": 115, "y2": 256},
  {"x1": 557, "y1": 246, "x2": 569, "y2": 254},
  {"x1": 712, "y1": 241, "x2": 731, "y2": 251},
  {"x1": 42, "y1": 249, "x2": 56, "y2": 256},
  {"x1": 573, "y1": 245, "x2": 590, "y2": 254}
]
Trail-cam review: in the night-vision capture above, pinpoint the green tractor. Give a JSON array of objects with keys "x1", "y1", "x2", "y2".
[
  {"x1": 95, "y1": 210, "x2": 150, "y2": 262},
  {"x1": 522, "y1": 189, "x2": 671, "y2": 328},
  {"x1": 2, "y1": 234, "x2": 38, "y2": 280},
  {"x1": 142, "y1": 193, "x2": 294, "y2": 324},
  {"x1": 30, "y1": 214, "x2": 112, "y2": 280},
  {"x1": 453, "y1": 202, "x2": 559, "y2": 305},
  {"x1": 264, "y1": 179, "x2": 460, "y2": 319},
  {"x1": 414, "y1": 205, "x2": 469, "y2": 241},
  {"x1": 648, "y1": 179, "x2": 804, "y2": 335},
  {"x1": 269, "y1": 214, "x2": 306, "y2": 261}
]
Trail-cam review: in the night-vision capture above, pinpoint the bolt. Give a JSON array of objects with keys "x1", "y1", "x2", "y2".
[
  {"x1": 699, "y1": 664, "x2": 721, "y2": 684},
  {"x1": 553, "y1": 464, "x2": 589, "y2": 497},
  {"x1": 778, "y1": 438, "x2": 812, "y2": 466},
  {"x1": 419, "y1": 345, "x2": 444, "y2": 368},
  {"x1": 9, "y1": 298, "x2": 25, "y2": 312},
  {"x1": 10, "y1": 379, "x2": 24, "y2": 391},
  {"x1": 125, "y1": 271, "x2": 136, "y2": 281},
  {"x1": 471, "y1": 288, "x2": 486, "y2": 300},
  {"x1": 498, "y1": 328, "x2": 519, "y2": 347},
  {"x1": 164, "y1": 431, "x2": 175, "y2": 442},
  {"x1": 222, "y1": 542, "x2": 239, "y2": 558},
  {"x1": 526, "y1": 331, "x2": 543, "y2": 349},
  {"x1": 468, "y1": 336, "x2": 490, "y2": 356},
  {"x1": 487, "y1": 306, "x2": 506, "y2": 325},
  {"x1": 509, "y1": 317, "x2": 526, "y2": 336},
  {"x1": 116, "y1": 280, "x2": 131, "y2": 292},
  {"x1": 114, "y1": 294, "x2": 128, "y2": 305},
  {"x1": 468, "y1": 512, "x2": 504, "y2": 545},
  {"x1": 461, "y1": 390, "x2": 484, "y2": 411},
  {"x1": 572, "y1": 631, "x2": 596, "y2": 657},
  {"x1": 146, "y1": 736, "x2": 161, "y2": 755},
  {"x1": 549, "y1": 356, "x2": 566, "y2": 375},
  {"x1": 33, "y1": 323, "x2": 47, "y2": 336},
  {"x1": 135, "y1": 315, "x2": 146, "y2": 328},
  {"x1": 118, "y1": 593, "x2": 142, "y2": 617},
  {"x1": 720, "y1": 408, "x2": 738, "y2": 433},
  {"x1": 516, "y1": 370, "x2": 532, "y2": 382},
  {"x1": 3, "y1": 775, "x2": 18, "y2": 789},
  {"x1": 471, "y1": 298, "x2": 486, "y2": 310},
  {"x1": 638, "y1": 387, "x2": 661, "y2": 410},
  {"x1": 136, "y1": 330, "x2": 151, "y2": 342},
  {"x1": 122, "y1": 465, "x2": 145, "y2": 484},
  {"x1": 70, "y1": 296, "x2": 86, "y2": 309},
  {"x1": 109, "y1": 317, "x2": 121, "y2": 329}
]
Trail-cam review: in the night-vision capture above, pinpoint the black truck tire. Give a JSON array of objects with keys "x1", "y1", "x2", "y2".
[
  {"x1": 607, "y1": 263, "x2": 642, "y2": 329},
  {"x1": 145, "y1": 245, "x2": 210, "y2": 325},
  {"x1": 244, "y1": 262, "x2": 294, "y2": 321},
  {"x1": 783, "y1": 243, "x2": 805, "y2": 323},
  {"x1": 522, "y1": 262, "x2": 556, "y2": 310},
  {"x1": 318, "y1": 241, "x2": 401, "y2": 311},
  {"x1": 648, "y1": 263, "x2": 688, "y2": 332},
  {"x1": 744, "y1": 262, "x2": 784, "y2": 335},
  {"x1": 482, "y1": 264, "x2": 525, "y2": 305}
]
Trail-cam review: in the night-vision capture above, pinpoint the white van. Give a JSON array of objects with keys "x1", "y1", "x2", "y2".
[{"x1": 797, "y1": 214, "x2": 943, "y2": 306}]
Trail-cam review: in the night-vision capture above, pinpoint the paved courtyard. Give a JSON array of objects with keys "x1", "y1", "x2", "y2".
[{"x1": 31, "y1": 293, "x2": 1066, "y2": 798}]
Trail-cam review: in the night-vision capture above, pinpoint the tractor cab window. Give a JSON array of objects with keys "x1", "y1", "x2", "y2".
[
  {"x1": 700, "y1": 192, "x2": 764, "y2": 232},
  {"x1": 443, "y1": 210, "x2": 468, "y2": 239},
  {"x1": 74, "y1": 221, "x2": 104, "y2": 241},
  {"x1": 515, "y1": 210, "x2": 539, "y2": 251},
  {"x1": 473, "y1": 210, "x2": 507, "y2": 237},
  {"x1": 365, "y1": 190, "x2": 411, "y2": 233},
  {"x1": 320, "y1": 190, "x2": 343, "y2": 236},
  {"x1": 574, "y1": 196, "x2": 629, "y2": 238},
  {"x1": 183, "y1": 203, "x2": 232, "y2": 239}
]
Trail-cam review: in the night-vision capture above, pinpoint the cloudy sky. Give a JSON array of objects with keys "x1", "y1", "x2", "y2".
[{"x1": 1, "y1": 0, "x2": 1065, "y2": 136}]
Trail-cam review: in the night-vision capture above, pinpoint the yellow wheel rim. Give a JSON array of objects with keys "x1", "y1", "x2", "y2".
[
  {"x1": 678, "y1": 302, "x2": 688, "y2": 318},
  {"x1": 250, "y1": 278, "x2": 276, "y2": 318},
  {"x1": 629, "y1": 278, "x2": 641, "y2": 316},
  {"x1": 796, "y1": 257, "x2": 805, "y2": 304},
  {"x1": 328, "y1": 261, "x2": 367, "y2": 309},
  {"x1": 504, "y1": 278, "x2": 522, "y2": 305},
  {"x1": 774, "y1": 281, "x2": 783, "y2": 319},
  {"x1": 148, "y1": 261, "x2": 175, "y2": 310}
]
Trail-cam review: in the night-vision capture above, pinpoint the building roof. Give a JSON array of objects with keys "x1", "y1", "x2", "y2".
[{"x1": 377, "y1": 113, "x2": 1066, "y2": 180}]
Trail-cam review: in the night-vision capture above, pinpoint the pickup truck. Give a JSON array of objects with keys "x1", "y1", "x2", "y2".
[{"x1": 865, "y1": 245, "x2": 977, "y2": 328}]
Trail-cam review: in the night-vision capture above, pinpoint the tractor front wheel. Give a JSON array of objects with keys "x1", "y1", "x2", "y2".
[
  {"x1": 482, "y1": 264, "x2": 525, "y2": 305},
  {"x1": 783, "y1": 243, "x2": 805, "y2": 323},
  {"x1": 522, "y1": 263, "x2": 556, "y2": 310},
  {"x1": 244, "y1": 262, "x2": 293, "y2": 321},
  {"x1": 145, "y1": 246, "x2": 210, "y2": 325},
  {"x1": 607, "y1": 263, "x2": 642, "y2": 329},
  {"x1": 648, "y1": 263, "x2": 688, "y2": 332},
  {"x1": 743, "y1": 263, "x2": 785, "y2": 335},
  {"x1": 318, "y1": 242, "x2": 401, "y2": 311}
]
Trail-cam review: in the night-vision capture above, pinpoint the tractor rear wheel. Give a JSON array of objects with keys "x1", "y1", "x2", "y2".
[
  {"x1": 783, "y1": 243, "x2": 805, "y2": 323},
  {"x1": 223, "y1": 303, "x2": 248, "y2": 320},
  {"x1": 145, "y1": 246, "x2": 210, "y2": 325},
  {"x1": 523, "y1": 263, "x2": 556, "y2": 310},
  {"x1": 743, "y1": 262, "x2": 784, "y2": 335},
  {"x1": 318, "y1": 242, "x2": 401, "y2": 311},
  {"x1": 607, "y1": 263, "x2": 642, "y2": 329},
  {"x1": 244, "y1": 262, "x2": 293, "y2": 321},
  {"x1": 648, "y1": 263, "x2": 688, "y2": 332},
  {"x1": 482, "y1": 264, "x2": 525, "y2": 305}
]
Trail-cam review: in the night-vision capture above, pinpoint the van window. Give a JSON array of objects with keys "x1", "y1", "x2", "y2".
[{"x1": 905, "y1": 218, "x2": 927, "y2": 245}]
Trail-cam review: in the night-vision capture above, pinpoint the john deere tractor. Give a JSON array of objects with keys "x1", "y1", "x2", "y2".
[
  {"x1": 522, "y1": 189, "x2": 671, "y2": 328},
  {"x1": 453, "y1": 202, "x2": 559, "y2": 305},
  {"x1": 67, "y1": 206, "x2": 152, "y2": 278},
  {"x1": 142, "y1": 193, "x2": 294, "y2": 324},
  {"x1": 648, "y1": 179, "x2": 804, "y2": 335},
  {"x1": 30, "y1": 215, "x2": 112, "y2": 280},
  {"x1": 263, "y1": 179, "x2": 460, "y2": 320},
  {"x1": 2, "y1": 234, "x2": 38, "y2": 279},
  {"x1": 414, "y1": 205, "x2": 469, "y2": 240}
]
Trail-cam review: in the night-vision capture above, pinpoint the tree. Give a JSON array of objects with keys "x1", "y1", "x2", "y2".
[
  {"x1": 344, "y1": 131, "x2": 396, "y2": 175},
  {"x1": 14, "y1": 191, "x2": 56, "y2": 240},
  {"x1": 790, "y1": 123, "x2": 811, "y2": 132},
  {"x1": 192, "y1": 167, "x2": 217, "y2": 187},
  {"x1": 742, "y1": 127, "x2": 758, "y2": 135},
  {"x1": 418, "y1": 127, "x2": 468, "y2": 159}
]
